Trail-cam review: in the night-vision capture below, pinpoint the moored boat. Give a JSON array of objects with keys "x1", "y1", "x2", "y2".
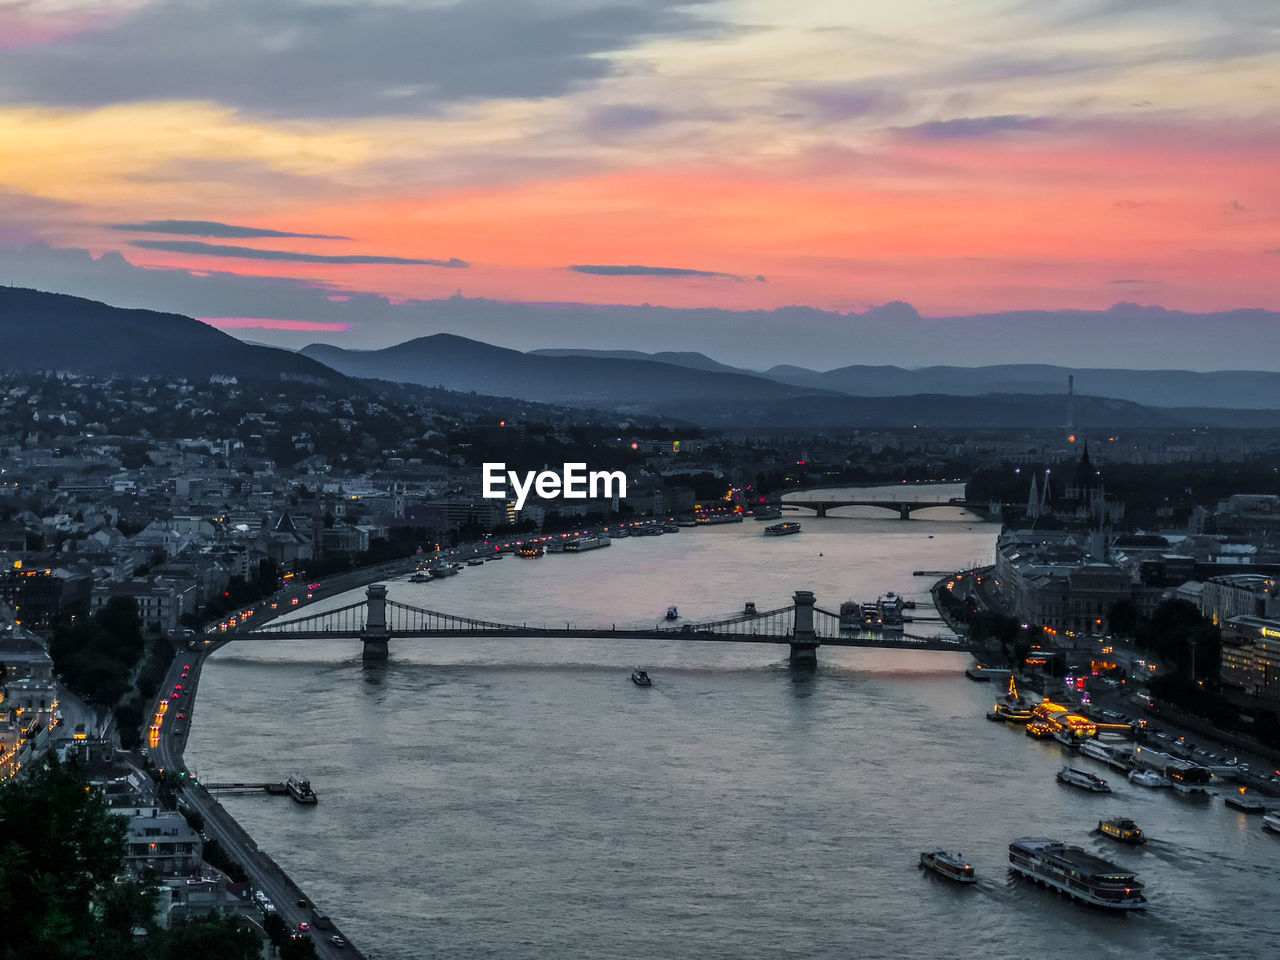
[
  {"x1": 1057, "y1": 766, "x2": 1111, "y2": 792},
  {"x1": 918, "y1": 849, "x2": 976, "y2": 884},
  {"x1": 516, "y1": 545, "x2": 544, "y2": 558},
  {"x1": 1128, "y1": 769, "x2": 1170, "y2": 788},
  {"x1": 763, "y1": 521, "x2": 802, "y2": 536},
  {"x1": 1224, "y1": 790, "x2": 1266, "y2": 813},
  {"x1": 1263, "y1": 812, "x2": 1280, "y2": 833},
  {"x1": 1098, "y1": 817, "x2": 1145, "y2": 845}
]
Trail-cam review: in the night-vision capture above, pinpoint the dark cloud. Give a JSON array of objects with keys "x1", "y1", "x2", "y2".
[
  {"x1": 109, "y1": 219, "x2": 348, "y2": 240},
  {"x1": 0, "y1": 0, "x2": 728, "y2": 118},
  {"x1": 570, "y1": 264, "x2": 740, "y2": 280},
  {"x1": 897, "y1": 115, "x2": 1055, "y2": 139},
  {"x1": 790, "y1": 85, "x2": 906, "y2": 121},
  {"x1": 586, "y1": 105, "x2": 669, "y2": 135},
  {"x1": 130, "y1": 239, "x2": 467, "y2": 267}
]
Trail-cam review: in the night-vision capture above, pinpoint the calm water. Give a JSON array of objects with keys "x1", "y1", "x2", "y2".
[{"x1": 188, "y1": 487, "x2": 1279, "y2": 959}]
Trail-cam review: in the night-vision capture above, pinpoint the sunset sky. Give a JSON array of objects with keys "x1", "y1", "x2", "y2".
[{"x1": 1, "y1": 0, "x2": 1277, "y2": 352}]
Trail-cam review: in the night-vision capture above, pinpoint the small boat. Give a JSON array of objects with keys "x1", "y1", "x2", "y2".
[
  {"x1": 1080, "y1": 740, "x2": 1113, "y2": 763},
  {"x1": 1098, "y1": 817, "x2": 1145, "y2": 844},
  {"x1": 744, "y1": 601, "x2": 758, "y2": 616},
  {"x1": 630, "y1": 668, "x2": 652, "y2": 687},
  {"x1": 1128, "y1": 769, "x2": 1170, "y2": 788},
  {"x1": 1263, "y1": 813, "x2": 1280, "y2": 834},
  {"x1": 1057, "y1": 766, "x2": 1111, "y2": 792},
  {"x1": 918, "y1": 849, "x2": 975, "y2": 884},
  {"x1": 287, "y1": 776, "x2": 318, "y2": 804},
  {"x1": 408, "y1": 572, "x2": 431, "y2": 583},
  {"x1": 665, "y1": 606, "x2": 679, "y2": 620},
  {"x1": 763, "y1": 521, "x2": 801, "y2": 536},
  {"x1": 1224, "y1": 790, "x2": 1266, "y2": 813},
  {"x1": 467, "y1": 558, "x2": 485, "y2": 566}
]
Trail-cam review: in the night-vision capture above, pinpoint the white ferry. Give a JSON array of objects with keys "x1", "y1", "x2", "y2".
[
  {"x1": 1008, "y1": 837, "x2": 1146, "y2": 910},
  {"x1": 1057, "y1": 766, "x2": 1111, "y2": 792}
]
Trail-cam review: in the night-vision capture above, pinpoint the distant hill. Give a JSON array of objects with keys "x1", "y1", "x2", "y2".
[
  {"x1": 756, "y1": 363, "x2": 1280, "y2": 410},
  {"x1": 301, "y1": 334, "x2": 829, "y2": 407},
  {"x1": 528, "y1": 347, "x2": 743, "y2": 375},
  {"x1": 654, "y1": 392, "x2": 1194, "y2": 429},
  {"x1": 0, "y1": 286, "x2": 349, "y2": 386}
]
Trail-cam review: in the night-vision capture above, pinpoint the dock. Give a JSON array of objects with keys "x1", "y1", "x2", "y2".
[{"x1": 204, "y1": 781, "x2": 293, "y2": 796}]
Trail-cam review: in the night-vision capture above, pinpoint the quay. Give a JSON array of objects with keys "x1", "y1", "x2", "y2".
[{"x1": 150, "y1": 649, "x2": 360, "y2": 960}]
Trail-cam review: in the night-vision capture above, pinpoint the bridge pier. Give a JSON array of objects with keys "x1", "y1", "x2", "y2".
[
  {"x1": 361, "y1": 583, "x2": 391, "y2": 662},
  {"x1": 814, "y1": 505, "x2": 828, "y2": 518},
  {"x1": 789, "y1": 589, "x2": 820, "y2": 668},
  {"x1": 898, "y1": 504, "x2": 911, "y2": 520}
]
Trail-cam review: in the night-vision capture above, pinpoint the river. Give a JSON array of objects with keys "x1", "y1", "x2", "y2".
[{"x1": 187, "y1": 485, "x2": 1278, "y2": 959}]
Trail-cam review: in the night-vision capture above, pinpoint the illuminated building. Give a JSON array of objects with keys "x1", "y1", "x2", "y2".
[{"x1": 1220, "y1": 616, "x2": 1280, "y2": 701}]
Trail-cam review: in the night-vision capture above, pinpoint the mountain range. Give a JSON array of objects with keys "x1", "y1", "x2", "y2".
[{"x1": 5, "y1": 286, "x2": 1280, "y2": 428}]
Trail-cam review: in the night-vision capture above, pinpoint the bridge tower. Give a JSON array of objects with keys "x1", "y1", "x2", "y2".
[
  {"x1": 361, "y1": 583, "x2": 391, "y2": 661},
  {"x1": 789, "y1": 590, "x2": 820, "y2": 668}
]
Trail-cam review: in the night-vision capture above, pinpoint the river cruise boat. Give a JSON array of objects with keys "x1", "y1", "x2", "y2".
[
  {"x1": 1263, "y1": 812, "x2": 1280, "y2": 834},
  {"x1": 661, "y1": 523, "x2": 681, "y2": 533},
  {"x1": 838, "y1": 600, "x2": 860, "y2": 628},
  {"x1": 1025, "y1": 721, "x2": 1055, "y2": 739},
  {"x1": 877, "y1": 593, "x2": 905, "y2": 630},
  {"x1": 1128, "y1": 769, "x2": 1170, "y2": 788},
  {"x1": 1098, "y1": 818, "x2": 1145, "y2": 845},
  {"x1": 1008, "y1": 838, "x2": 1146, "y2": 910},
  {"x1": 987, "y1": 702, "x2": 1034, "y2": 723},
  {"x1": 753, "y1": 506, "x2": 783, "y2": 520},
  {"x1": 564, "y1": 534, "x2": 611, "y2": 552},
  {"x1": 1057, "y1": 766, "x2": 1111, "y2": 792},
  {"x1": 918, "y1": 849, "x2": 975, "y2": 884},
  {"x1": 287, "y1": 776, "x2": 318, "y2": 805},
  {"x1": 630, "y1": 668, "x2": 652, "y2": 687},
  {"x1": 763, "y1": 521, "x2": 802, "y2": 536},
  {"x1": 408, "y1": 571, "x2": 432, "y2": 583},
  {"x1": 429, "y1": 562, "x2": 459, "y2": 577},
  {"x1": 516, "y1": 545, "x2": 543, "y2": 558}
]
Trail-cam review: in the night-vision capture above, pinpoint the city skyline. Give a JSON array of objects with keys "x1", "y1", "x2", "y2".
[{"x1": 1, "y1": 0, "x2": 1277, "y2": 359}]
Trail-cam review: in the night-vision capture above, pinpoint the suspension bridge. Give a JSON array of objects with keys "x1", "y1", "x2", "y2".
[{"x1": 217, "y1": 584, "x2": 973, "y2": 666}]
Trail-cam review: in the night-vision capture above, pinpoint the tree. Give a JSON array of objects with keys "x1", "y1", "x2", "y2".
[
  {"x1": 0, "y1": 757, "x2": 158, "y2": 960},
  {"x1": 158, "y1": 912, "x2": 259, "y2": 960},
  {"x1": 1106, "y1": 598, "x2": 1139, "y2": 637}
]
